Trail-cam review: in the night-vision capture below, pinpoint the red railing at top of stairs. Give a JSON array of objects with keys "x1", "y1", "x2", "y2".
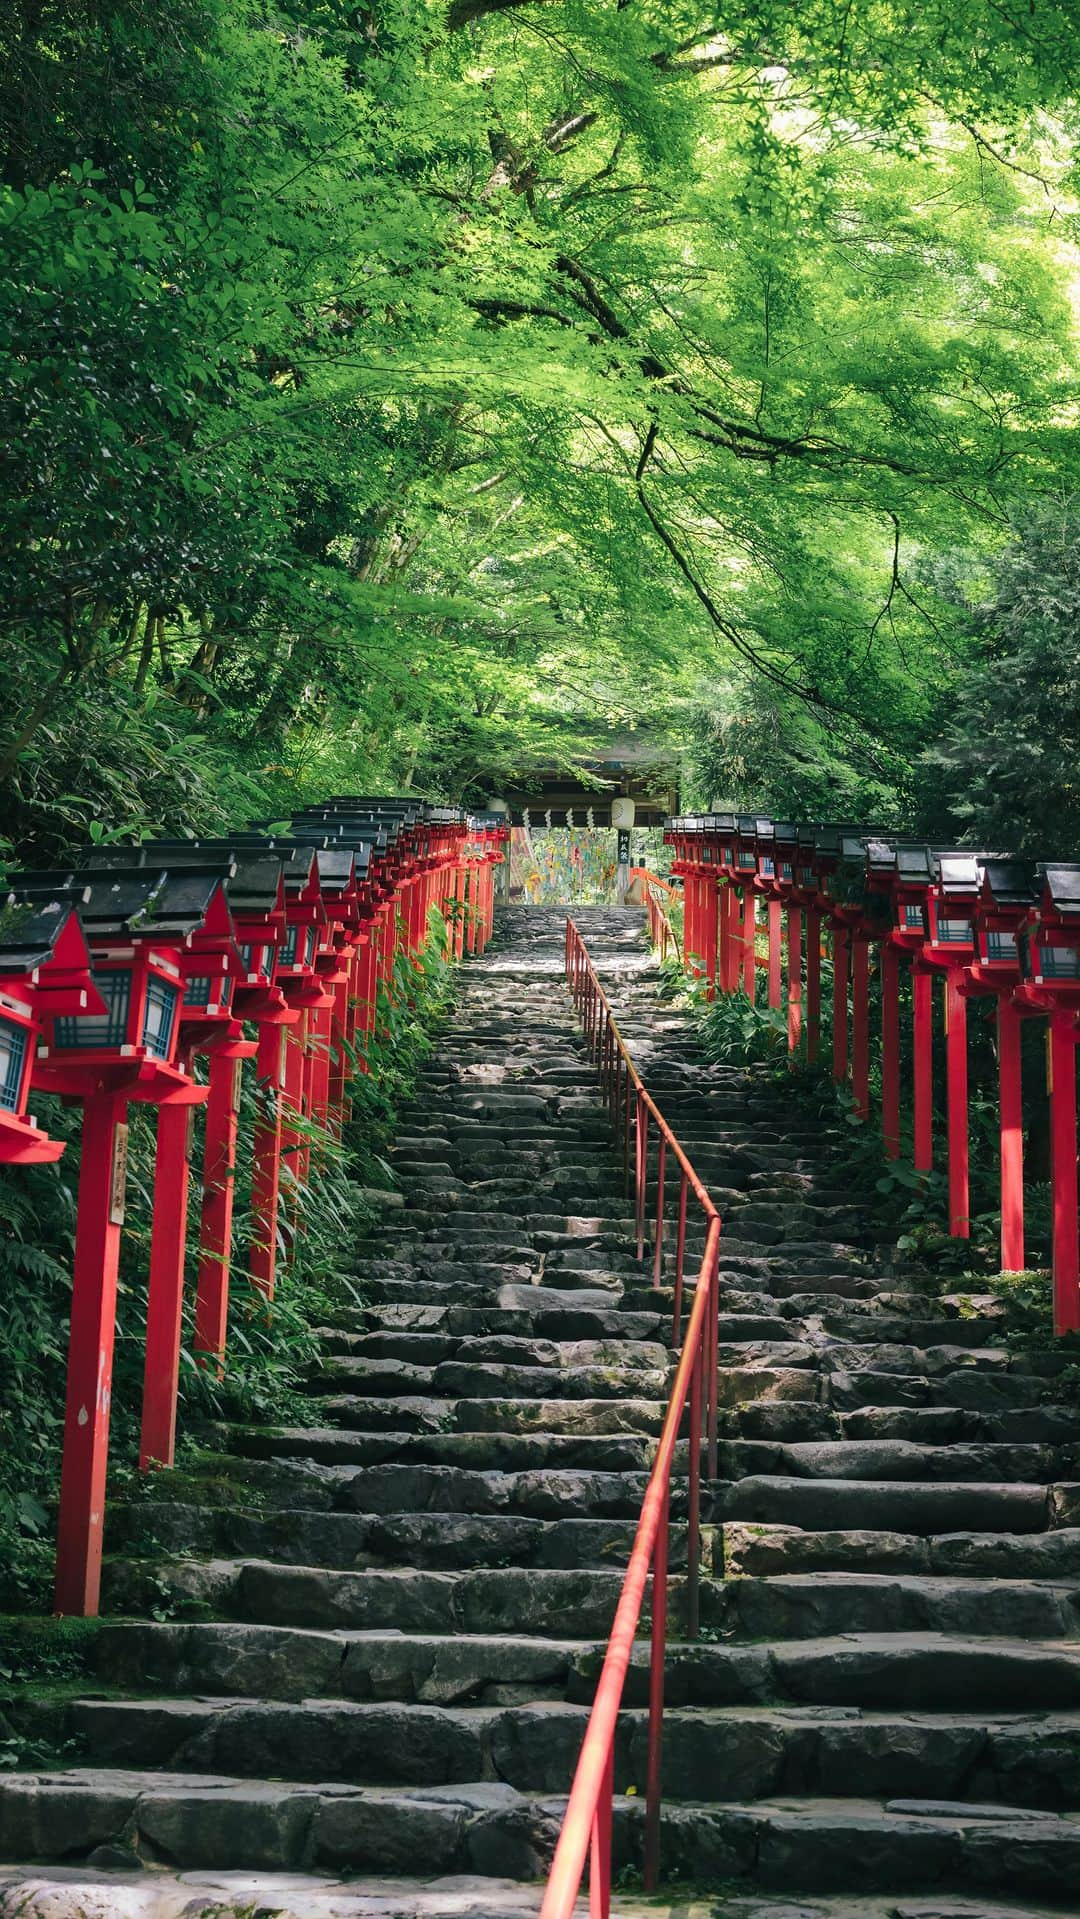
[{"x1": 542, "y1": 918, "x2": 722, "y2": 1919}]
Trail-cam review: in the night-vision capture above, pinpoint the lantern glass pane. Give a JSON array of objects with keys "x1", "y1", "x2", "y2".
[
  {"x1": 239, "y1": 942, "x2": 267, "y2": 976},
  {"x1": 738, "y1": 851, "x2": 756, "y2": 868},
  {"x1": 760, "y1": 857, "x2": 775, "y2": 877},
  {"x1": 55, "y1": 969, "x2": 131, "y2": 1050},
  {"x1": 936, "y1": 917, "x2": 972, "y2": 944},
  {"x1": 800, "y1": 867, "x2": 815, "y2": 885},
  {"x1": 781, "y1": 862, "x2": 793, "y2": 881},
  {"x1": 903, "y1": 903, "x2": 925, "y2": 931},
  {"x1": 142, "y1": 979, "x2": 179, "y2": 1060},
  {"x1": 281, "y1": 922, "x2": 300, "y2": 966},
  {"x1": 985, "y1": 929, "x2": 1015, "y2": 961},
  {"x1": 0, "y1": 1018, "x2": 27, "y2": 1113},
  {"x1": 185, "y1": 974, "x2": 215, "y2": 1007},
  {"x1": 1041, "y1": 944, "x2": 1080, "y2": 979}
]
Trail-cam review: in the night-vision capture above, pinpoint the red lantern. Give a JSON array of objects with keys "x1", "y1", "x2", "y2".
[{"x1": 0, "y1": 897, "x2": 104, "y2": 1164}]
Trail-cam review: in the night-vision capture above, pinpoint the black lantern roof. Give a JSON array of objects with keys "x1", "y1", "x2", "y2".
[
  {"x1": 981, "y1": 859, "x2": 1037, "y2": 909},
  {"x1": 0, "y1": 897, "x2": 88, "y2": 977},
  {"x1": 315, "y1": 847, "x2": 360, "y2": 895},
  {"x1": 7, "y1": 867, "x2": 226, "y2": 940},
  {"x1": 88, "y1": 841, "x2": 292, "y2": 918},
  {"x1": 1039, "y1": 864, "x2": 1080, "y2": 918},
  {"x1": 896, "y1": 845, "x2": 935, "y2": 886},
  {"x1": 864, "y1": 836, "x2": 900, "y2": 874},
  {"x1": 934, "y1": 852, "x2": 982, "y2": 896}
]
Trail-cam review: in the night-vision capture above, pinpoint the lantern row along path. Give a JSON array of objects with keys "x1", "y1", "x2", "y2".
[{"x1": 2, "y1": 907, "x2": 1079, "y2": 1919}]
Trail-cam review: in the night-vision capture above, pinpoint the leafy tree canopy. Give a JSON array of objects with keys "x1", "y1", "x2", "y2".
[{"x1": 1, "y1": 0, "x2": 1078, "y2": 852}]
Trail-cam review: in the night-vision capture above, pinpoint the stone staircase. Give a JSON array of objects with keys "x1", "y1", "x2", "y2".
[{"x1": 1, "y1": 905, "x2": 1078, "y2": 1919}]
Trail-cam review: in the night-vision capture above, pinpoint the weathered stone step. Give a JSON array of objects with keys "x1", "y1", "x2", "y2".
[
  {"x1": 718, "y1": 1439, "x2": 1065, "y2": 1485},
  {"x1": 721, "y1": 1521, "x2": 1080, "y2": 1581},
  {"x1": 699, "y1": 1570, "x2": 1080, "y2": 1641},
  {"x1": 224, "y1": 1425, "x2": 667, "y2": 1473},
  {"x1": 309, "y1": 1394, "x2": 665, "y2": 1437},
  {"x1": 5, "y1": 1769, "x2": 1080, "y2": 1898},
  {"x1": 839, "y1": 1405, "x2": 1080, "y2": 1446},
  {"x1": 306, "y1": 1357, "x2": 671, "y2": 1402},
  {"x1": 107, "y1": 1503, "x2": 656, "y2": 1572},
  {"x1": 2, "y1": 1876, "x2": 1067, "y2": 1919},
  {"x1": 89, "y1": 1622, "x2": 592, "y2": 1703},
  {"x1": 104, "y1": 1557, "x2": 640, "y2": 1637},
  {"x1": 39, "y1": 1694, "x2": 1080, "y2": 1811},
  {"x1": 312, "y1": 1334, "x2": 670, "y2": 1372},
  {"x1": 723, "y1": 1474, "x2": 1068, "y2": 1534}
]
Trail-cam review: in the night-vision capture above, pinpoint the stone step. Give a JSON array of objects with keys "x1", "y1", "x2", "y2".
[
  {"x1": 224, "y1": 1426, "x2": 668, "y2": 1473},
  {"x1": 103, "y1": 1557, "x2": 638, "y2": 1637},
  {"x1": 89, "y1": 1622, "x2": 592, "y2": 1703},
  {"x1": 717, "y1": 1439, "x2": 1066, "y2": 1485},
  {"x1": 721, "y1": 1521, "x2": 1080, "y2": 1581},
  {"x1": 2, "y1": 1876, "x2": 1068, "y2": 1919},
  {"x1": 311, "y1": 1334, "x2": 671, "y2": 1372},
  {"x1": 723, "y1": 1474, "x2": 1068, "y2": 1534},
  {"x1": 307, "y1": 1394, "x2": 666, "y2": 1435},
  {"x1": 4, "y1": 1770, "x2": 1080, "y2": 1898},
  {"x1": 37, "y1": 1694, "x2": 1080, "y2": 1811},
  {"x1": 107, "y1": 1504, "x2": 657, "y2": 1572}
]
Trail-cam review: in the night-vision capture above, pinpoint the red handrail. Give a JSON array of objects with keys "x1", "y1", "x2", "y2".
[
  {"x1": 643, "y1": 882, "x2": 681, "y2": 967},
  {"x1": 542, "y1": 919, "x2": 722, "y2": 1919}
]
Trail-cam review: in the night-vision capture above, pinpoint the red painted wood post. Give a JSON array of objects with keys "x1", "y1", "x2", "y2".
[
  {"x1": 998, "y1": 994, "x2": 1025, "y2": 1273},
  {"x1": 250, "y1": 1024, "x2": 286, "y2": 1301},
  {"x1": 851, "y1": 938, "x2": 870, "y2": 1119},
  {"x1": 140, "y1": 1101, "x2": 194, "y2": 1470},
  {"x1": 742, "y1": 888, "x2": 756, "y2": 998},
  {"x1": 194, "y1": 1052, "x2": 244, "y2": 1369},
  {"x1": 767, "y1": 897, "x2": 782, "y2": 1010},
  {"x1": 466, "y1": 865, "x2": 478, "y2": 955},
  {"x1": 786, "y1": 904, "x2": 802, "y2": 1053},
  {"x1": 54, "y1": 1086, "x2": 129, "y2": 1616},
  {"x1": 718, "y1": 884, "x2": 732, "y2": 993},
  {"x1": 912, "y1": 965, "x2": 934, "y2": 1172},
  {"x1": 1049, "y1": 1010, "x2": 1080, "y2": 1334},
  {"x1": 881, "y1": 943, "x2": 901, "y2": 1159},
  {"x1": 454, "y1": 866, "x2": 467, "y2": 960},
  {"x1": 306, "y1": 999, "x2": 334, "y2": 1136},
  {"x1": 944, "y1": 969, "x2": 970, "y2": 1238},
  {"x1": 683, "y1": 874, "x2": 698, "y2": 976},
  {"x1": 327, "y1": 957, "x2": 354, "y2": 1132},
  {"x1": 805, "y1": 908, "x2": 822, "y2": 1063},
  {"x1": 701, "y1": 879, "x2": 718, "y2": 1001},
  {"x1": 832, "y1": 926, "x2": 849, "y2": 1083},
  {"x1": 280, "y1": 1014, "x2": 307, "y2": 1232}
]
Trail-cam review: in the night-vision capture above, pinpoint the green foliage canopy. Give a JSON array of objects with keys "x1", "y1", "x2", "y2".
[{"x1": 1, "y1": 0, "x2": 1079, "y2": 848}]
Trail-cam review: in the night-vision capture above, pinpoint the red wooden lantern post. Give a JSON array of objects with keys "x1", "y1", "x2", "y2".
[
  {"x1": 920, "y1": 854, "x2": 982, "y2": 1239},
  {"x1": 773, "y1": 824, "x2": 801, "y2": 1052},
  {"x1": 889, "y1": 847, "x2": 936, "y2": 1174},
  {"x1": 751, "y1": 821, "x2": 783, "y2": 1012},
  {"x1": 155, "y1": 878, "x2": 249, "y2": 1444},
  {"x1": 733, "y1": 818, "x2": 760, "y2": 999},
  {"x1": 712, "y1": 816, "x2": 738, "y2": 995},
  {"x1": 794, "y1": 829, "x2": 824, "y2": 1061},
  {"x1": 967, "y1": 860, "x2": 1037, "y2": 1275},
  {"x1": 820, "y1": 833, "x2": 871, "y2": 1110},
  {"x1": 0, "y1": 898, "x2": 103, "y2": 1166},
  {"x1": 813, "y1": 830, "x2": 849, "y2": 1083},
  {"x1": 17, "y1": 866, "x2": 220, "y2": 1616},
  {"x1": 697, "y1": 818, "x2": 720, "y2": 998},
  {"x1": 863, "y1": 839, "x2": 904, "y2": 1158},
  {"x1": 1015, "y1": 866, "x2": 1080, "y2": 1334}
]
